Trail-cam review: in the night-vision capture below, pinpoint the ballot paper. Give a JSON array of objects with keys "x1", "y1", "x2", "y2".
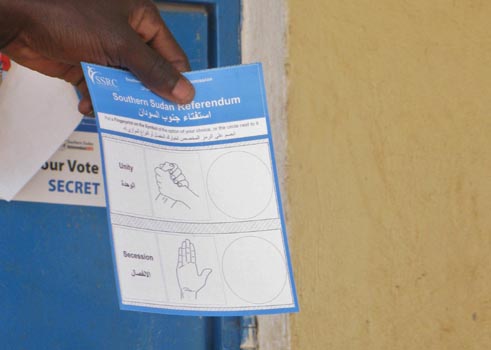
[
  {"x1": 82, "y1": 63, "x2": 298, "y2": 316},
  {"x1": 0, "y1": 63, "x2": 82, "y2": 201}
]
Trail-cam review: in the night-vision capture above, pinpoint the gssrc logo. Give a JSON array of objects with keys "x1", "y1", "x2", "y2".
[{"x1": 87, "y1": 66, "x2": 118, "y2": 88}]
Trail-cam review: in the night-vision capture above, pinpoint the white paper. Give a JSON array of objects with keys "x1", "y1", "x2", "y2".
[
  {"x1": 0, "y1": 62, "x2": 82, "y2": 200},
  {"x1": 82, "y1": 62, "x2": 298, "y2": 316}
]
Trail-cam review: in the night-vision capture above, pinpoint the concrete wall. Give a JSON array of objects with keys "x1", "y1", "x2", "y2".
[
  {"x1": 287, "y1": 1, "x2": 491, "y2": 349},
  {"x1": 241, "y1": 1, "x2": 290, "y2": 348}
]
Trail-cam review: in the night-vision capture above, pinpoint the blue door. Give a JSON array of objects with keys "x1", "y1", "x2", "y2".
[{"x1": 0, "y1": 2, "x2": 242, "y2": 349}]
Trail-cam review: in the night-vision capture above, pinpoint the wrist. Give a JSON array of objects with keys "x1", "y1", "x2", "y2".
[{"x1": 180, "y1": 289, "x2": 197, "y2": 301}]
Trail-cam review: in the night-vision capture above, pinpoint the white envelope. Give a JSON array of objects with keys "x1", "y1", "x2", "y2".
[{"x1": 0, "y1": 62, "x2": 82, "y2": 201}]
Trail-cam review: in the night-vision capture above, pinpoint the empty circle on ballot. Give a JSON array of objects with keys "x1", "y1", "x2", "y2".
[
  {"x1": 207, "y1": 151, "x2": 273, "y2": 219},
  {"x1": 222, "y1": 236, "x2": 287, "y2": 304}
]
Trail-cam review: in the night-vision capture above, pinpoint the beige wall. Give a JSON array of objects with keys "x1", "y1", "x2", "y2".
[{"x1": 287, "y1": 1, "x2": 491, "y2": 349}]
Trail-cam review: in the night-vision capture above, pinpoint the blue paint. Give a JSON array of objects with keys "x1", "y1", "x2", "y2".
[
  {"x1": 240, "y1": 316, "x2": 258, "y2": 349},
  {"x1": 0, "y1": 202, "x2": 211, "y2": 350},
  {"x1": 214, "y1": 317, "x2": 242, "y2": 350},
  {"x1": 164, "y1": 0, "x2": 241, "y2": 67},
  {"x1": 160, "y1": 9, "x2": 209, "y2": 70}
]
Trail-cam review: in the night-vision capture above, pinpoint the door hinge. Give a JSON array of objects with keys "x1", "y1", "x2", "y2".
[{"x1": 240, "y1": 316, "x2": 258, "y2": 350}]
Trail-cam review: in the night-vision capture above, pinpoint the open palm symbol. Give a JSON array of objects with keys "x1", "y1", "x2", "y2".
[{"x1": 176, "y1": 239, "x2": 212, "y2": 300}]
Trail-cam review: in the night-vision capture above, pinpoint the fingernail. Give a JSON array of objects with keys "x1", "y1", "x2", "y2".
[{"x1": 172, "y1": 78, "x2": 195, "y2": 104}]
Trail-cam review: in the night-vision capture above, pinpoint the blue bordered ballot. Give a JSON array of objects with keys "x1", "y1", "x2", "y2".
[{"x1": 81, "y1": 63, "x2": 298, "y2": 316}]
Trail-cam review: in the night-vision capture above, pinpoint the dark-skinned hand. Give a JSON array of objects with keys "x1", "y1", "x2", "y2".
[{"x1": 0, "y1": 0, "x2": 195, "y2": 114}]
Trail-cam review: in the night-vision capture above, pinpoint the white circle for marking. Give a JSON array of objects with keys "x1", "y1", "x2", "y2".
[
  {"x1": 207, "y1": 151, "x2": 273, "y2": 219},
  {"x1": 222, "y1": 236, "x2": 287, "y2": 304}
]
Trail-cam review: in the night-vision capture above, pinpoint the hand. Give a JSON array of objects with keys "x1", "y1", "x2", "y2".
[
  {"x1": 176, "y1": 239, "x2": 212, "y2": 300},
  {"x1": 160, "y1": 162, "x2": 190, "y2": 188},
  {"x1": 0, "y1": 0, "x2": 195, "y2": 114},
  {"x1": 155, "y1": 163, "x2": 199, "y2": 210}
]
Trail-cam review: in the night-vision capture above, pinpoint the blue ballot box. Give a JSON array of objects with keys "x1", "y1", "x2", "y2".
[{"x1": 0, "y1": 2, "x2": 241, "y2": 349}]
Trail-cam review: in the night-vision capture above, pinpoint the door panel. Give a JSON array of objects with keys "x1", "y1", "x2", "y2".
[
  {"x1": 0, "y1": 203, "x2": 212, "y2": 350},
  {"x1": 159, "y1": 4, "x2": 208, "y2": 70}
]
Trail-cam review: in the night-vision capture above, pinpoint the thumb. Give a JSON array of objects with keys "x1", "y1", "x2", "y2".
[
  {"x1": 155, "y1": 167, "x2": 166, "y2": 177},
  {"x1": 121, "y1": 31, "x2": 195, "y2": 104},
  {"x1": 198, "y1": 268, "x2": 212, "y2": 283},
  {"x1": 161, "y1": 162, "x2": 174, "y2": 172}
]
